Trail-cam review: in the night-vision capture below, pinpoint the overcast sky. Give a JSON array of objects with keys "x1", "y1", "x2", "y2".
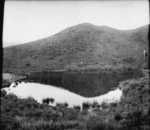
[{"x1": 3, "y1": 0, "x2": 149, "y2": 47}]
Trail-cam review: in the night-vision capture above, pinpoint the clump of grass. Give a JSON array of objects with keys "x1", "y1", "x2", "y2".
[
  {"x1": 2, "y1": 79, "x2": 11, "y2": 88},
  {"x1": 42, "y1": 98, "x2": 50, "y2": 105},
  {"x1": 114, "y1": 113, "x2": 122, "y2": 121},
  {"x1": 91, "y1": 100, "x2": 100, "y2": 108},
  {"x1": 73, "y1": 105, "x2": 81, "y2": 111},
  {"x1": 82, "y1": 102, "x2": 91, "y2": 110},
  {"x1": 1, "y1": 89, "x2": 7, "y2": 97},
  {"x1": 42, "y1": 97, "x2": 55, "y2": 105},
  {"x1": 99, "y1": 101, "x2": 109, "y2": 109},
  {"x1": 49, "y1": 98, "x2": 55, "y2": 103},
  {"x1": 86, "y1": 115, "x2": 116, "y2": 130},
  {"x1": 56, "y1": 102, "x2": 69, "y2": 108},
  {"x1": 64, "y1": 102, "x2": 69, "y2": 108}
]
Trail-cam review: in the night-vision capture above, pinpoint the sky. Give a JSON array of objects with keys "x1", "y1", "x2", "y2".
[{"x1": 3, "y1": 0, "x2": 149, "y2": 47}]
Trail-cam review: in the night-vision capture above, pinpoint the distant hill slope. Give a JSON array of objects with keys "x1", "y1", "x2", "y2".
[{"x1": 3, "y1": 23, "x2": 149, "y2": 75}]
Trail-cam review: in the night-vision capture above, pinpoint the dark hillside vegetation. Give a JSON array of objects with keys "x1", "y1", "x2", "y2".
[{"x1": 3, "y1": 23, "x2": 149, "y2": 75}]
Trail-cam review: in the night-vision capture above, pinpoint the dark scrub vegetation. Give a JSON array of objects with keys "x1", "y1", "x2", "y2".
[
  {"x1": 42, "y1": 97, "x2": 55, "y2": 105},
  {"x1": 86, "y1": 69, "x2": 150, "y2": 130},
  {"x1": 0, "y1": 93, "x2": 86, "y2": 130},
  {"x1": 2, "y1": 79, "x2": 11, "y2": 89}
]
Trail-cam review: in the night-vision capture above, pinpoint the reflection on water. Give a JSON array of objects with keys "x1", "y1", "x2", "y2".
[
  {"x1": 27, "y1": 70, "x2": 143, "y2": 97},
  {"x1": 3, "y1": 82, "x2": 122, "y2": 108}
]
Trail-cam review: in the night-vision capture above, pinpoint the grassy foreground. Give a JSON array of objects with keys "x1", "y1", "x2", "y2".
[{"x1": 1, "y1": 69, "x2": 150, "y2": 130}]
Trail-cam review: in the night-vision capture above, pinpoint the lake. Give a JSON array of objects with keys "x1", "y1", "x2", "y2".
[
  {"x1": 26, "y1": 70, "x2": 143, "y2": 97},
  {"x1": 2, "y1": 69, "x2": 143, "y2": 109},
  {"x1": 3, "y1": 81, "x2": 122, "y2": 108}
]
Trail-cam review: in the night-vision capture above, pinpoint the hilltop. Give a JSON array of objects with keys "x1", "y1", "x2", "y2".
[{"x1": 3, "y1": 23, "x2": 149, "y2": 75}]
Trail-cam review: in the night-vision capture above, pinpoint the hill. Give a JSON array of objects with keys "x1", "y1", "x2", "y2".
[{"x1": 3, "y1": 23, "x2": 149, "y2": 75}]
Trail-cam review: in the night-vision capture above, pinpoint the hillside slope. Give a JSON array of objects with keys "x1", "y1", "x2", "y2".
[{"x1": 3, "y1": 23, "x2": 149, "y2": 75}]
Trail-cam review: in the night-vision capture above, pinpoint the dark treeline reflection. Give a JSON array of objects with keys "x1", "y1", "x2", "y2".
[{"x1": 26, "y1": 70, "x2": 143, "y2": 97}]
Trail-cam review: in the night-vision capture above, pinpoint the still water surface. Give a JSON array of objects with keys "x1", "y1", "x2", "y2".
[
  {"x1": 27, "y1": 70, "x2": 143, "y2": 97},
  {"x1": 4, "y1": 82, "x2": 122, "y2": 108}
]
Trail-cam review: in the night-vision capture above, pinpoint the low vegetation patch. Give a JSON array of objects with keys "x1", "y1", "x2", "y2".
[
  {"x1": 0, "y1": 94, "x2": 87, "y2": 130},
  {"x1": 2, "y1": 79, "x2": 11, "y2": 89},
  {"x1": 65, "y1": 64, "x2": 142, "y2": 73},
  {"x1": 42, "y1": 97, "x2": 55, "y2": 105}
]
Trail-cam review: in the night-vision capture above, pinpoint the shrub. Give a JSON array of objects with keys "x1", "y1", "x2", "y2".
[
  {"x1": 5, "y1": 93, "x2": 18, "y2": 100},
  {"x1": 74, "y1": 105, "x2": 81, "y2": 111},
  {"x1": 64, "y1": 102, "x2": 68, "y2": 108},
  {"x1": 2, "y1": 79, "x2": 11, "y2": 88},
  {"x1": 42, "y1": 97, "x2": 55, "y2": 104},
  {"x1": 49, "y1": 98, "x2": 55, "y2": 103},
  {"x1": 82, "y1": 102, "x2": 91, "y2": 110},
  {"x1": 1, "y1": 90, "x2": 7, "y2": 97},
  {"x1": 125, "y1": 110, "x2": 142, "y2": 126},
  {"x1": 42, "y1": 98, "x2": 50, "y2": 105},
  {"x1": 56, "y1": 102, "x2": 69, "y2": 108},
  {"x1": 56, "y1": 103, "x2": 64, "y2": 108},
  {"x1": 15, "y1": 82, "x2": 18, "y2": 86},
  {"x1": 0, "y1": 116, "x2": 21, "y2": 130},
  {"x1": 91, "y1": 101, "x2": 100, "y2": 108},
  {"x1": 114, "y1": 113, "x2": 122, "y2": 121},
  {"x1": 18, "y1": 80, "x2": 22, "y2": 83},
  {"x1": 132, "y1": 110, "x2": 142, "y2": 124},
  {"x1": 100, "y1": 101, "x2": 109, "y2": 109},
  {"x1": 110, "y1": 102, "x2": 117, "y2": 107},
  {"x1": 87, "y1": 116, "x2": 115, "y2": 130}
]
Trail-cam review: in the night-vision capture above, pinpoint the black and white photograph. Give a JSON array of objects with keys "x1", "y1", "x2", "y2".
[{"x1": 1, "y1": 0, "x2": 149, "y2": 130}]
